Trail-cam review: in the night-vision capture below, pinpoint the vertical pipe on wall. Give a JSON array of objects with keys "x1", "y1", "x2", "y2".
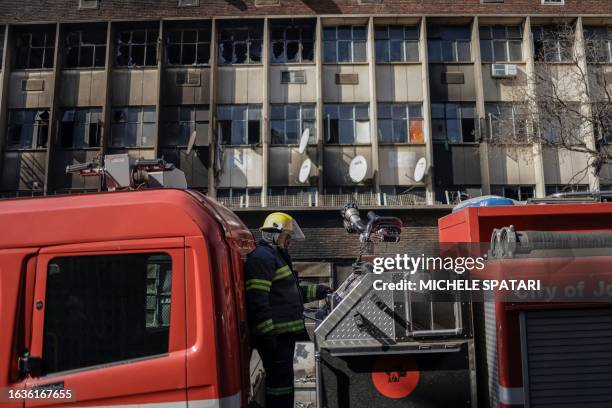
[{"x1": 261, "y1": 17, "x2": 270, "y2": 207}]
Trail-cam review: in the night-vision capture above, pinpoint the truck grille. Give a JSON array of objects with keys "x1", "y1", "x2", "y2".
[{"x1": 523, "y1": 308, "x2": 612, "y2": 408}]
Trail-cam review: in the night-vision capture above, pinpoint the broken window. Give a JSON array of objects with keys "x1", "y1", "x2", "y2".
[
  {"x1": 270, "y1": 104, "x2": 316, "y2": 144},
  {"x1": 323, "y1": 25, "x2": 367, "y2": 63},
  {"x1": 532, "y1": 25, "x2": 574, "y2": 62},
  {"x1": 485, "y1": 103, "x2": 528, "y2": 142},
  {"x1": 6, "y1": 109, "x2": 50, "y2": 149},
  {"x1": 479, "y1": 25, "x2": 523, "y2": 62},
  {"x1": 115, "y1": 29, "x2": 158, "y2": 67},
  {"x1": 491, "y1": 185, "x2": 534, "y2": 201},
  {"x1": 15, "y1": 29, "x2": 55, "y2": 69},
  {"x1": 60, "y1": 108, "x2": 102, "y2": 148},
  {"x1": 166, "y1": 28, "x2": 210, "y2": 66},
  {"x1": 270, "y1": 19, "x2": 315, "y2": 63},
  {"x1": 584, "y1": 26, "x2": 612, "y2": 63},
  {"x1": 431, "y1": 103, "x2": 476, "y2": 143},
  {"x1": 375, "y1": 25, "x2": 420, "y2": 63},
  {"x1": 323, "y1": 104, "x2": 370, "y2": 145},
  {"x1": 427, "y1": 26, "x2": 471, "y2": 63},
  {"x1": 217, "y1": 20, "x2": 263, "y2": 65},
  {"x1": 110, "y1": 106, "x2": 156, "y2": 147},
  {"x1": 64, "y1": 28, "x2": 107, "y2": 68},
  {"x1": 161, "y1": 106, "x2": 209, "y2": 147},
  {"x1": 217, "y1": 105, "x2": 261, "y2": 145},
  {"x1": 377, "y1": 104, "x2": 423, "y2": 144}
]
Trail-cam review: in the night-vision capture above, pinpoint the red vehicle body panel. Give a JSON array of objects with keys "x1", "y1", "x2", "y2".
[
  {"x1": 0, "y1": 189, "x2": 255, "y2": 407},
  {"x1": 438, "y1": 202, "x2": 612, "y2": 408}
]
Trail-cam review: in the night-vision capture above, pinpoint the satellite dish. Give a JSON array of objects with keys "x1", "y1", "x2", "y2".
[
  {"x1": 349, "y1": 155, "x2": 368, "y2": 183},
  {"x1": 298, "y1": 128, "x2": 310, "y2": 154},
  {"x1": 414, "y1": 157, "x2": 428, "y2": 183},
  {"x1": 298, "y1": 158, "x2": 312, "y2": 184}
]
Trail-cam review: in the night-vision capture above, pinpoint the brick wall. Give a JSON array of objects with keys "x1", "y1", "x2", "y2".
[
  {"x1": 236, "y1": 207, "x2": 448, "y2": 262},
  {"x1": 0, "y1": 0, "x2": 610, "y2": 24}
]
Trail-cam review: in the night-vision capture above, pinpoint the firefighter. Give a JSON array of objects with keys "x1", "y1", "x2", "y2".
[{"x1": 245, "y1": 212, "x2": 332, "y2": 408}]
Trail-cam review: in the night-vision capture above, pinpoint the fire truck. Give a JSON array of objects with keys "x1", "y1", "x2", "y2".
[{"x1": 1, "y1": 155, "x2": 612, "y2": 407}]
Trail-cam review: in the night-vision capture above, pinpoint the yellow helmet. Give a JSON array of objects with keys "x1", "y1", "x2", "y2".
[{"x1": 260, "y1": 212, "x2": 305, "y2": 240}]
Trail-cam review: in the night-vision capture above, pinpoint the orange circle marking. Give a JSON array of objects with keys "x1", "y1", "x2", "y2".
[{"x1": 371, "y1": 356, "x2": 420, "y2": 399}]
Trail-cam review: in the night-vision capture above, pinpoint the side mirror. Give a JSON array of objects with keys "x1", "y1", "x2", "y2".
[{"x1": 18, "y1": 352, "x2": 43, "y2": 378}]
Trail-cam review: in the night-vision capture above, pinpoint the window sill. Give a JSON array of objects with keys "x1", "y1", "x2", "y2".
[
  {"x1": 324, "y1": 143, "x2": 372, "y2": 146},
  {"x1": 378, "y1": 142, "x2": 426, "y2": 146},
  {"x1": 270, "y1": 61, "x2": 316, "y2": 66},
  {"x1": 270, "y1": 143, "x2": 316, "y2": 147},
  {"x1": 428, "y1": 61, "x2": 474, "y2": 65},
  {"x1": 323, "y1": 62, "x2": 369, "y2": 66},
  {"x1": 376, "y1": 61, "x2": 422, "y2": 65},
  {"x1": 5, "y1": 148, "x2": 47, "y2": 152},
  {"x1": 107, "y1": 146, "x2": 155, "y2": 149},
  {"x1": 481, "y1": 61, "x2": 525, "y2": 64},
  {"x1": 432, "y1": 141, "x2": 480, "y2": 146},
  {"x1": 113, "y1": 66, "x2": 159, "y2": 71},
  {"x1": 62, "y1": 67, "x2": 106, "y2": 72},
  {"x1": 534, "y1": 61, "x2": 575, "y2": 65},
  {"x1": 159, "y1": 145, "x2": 209, "y2": 149},
  {"x1": 166, "y1": 64, "x2": 211, "y2": 69},
  {"x1": 221, "y1": 144, "x2": 262, "y2": 148},
  {"x1": 13, "y1": 68, "x2": 55, "y2": 73},
  {"x1": 57, "y1": 147, "x2": 102, "y2": 151},
  {"x1": 217, "y1": 63, "x2": 264, "y2": 67}
]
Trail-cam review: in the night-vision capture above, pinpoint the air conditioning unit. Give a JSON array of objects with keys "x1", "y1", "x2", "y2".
[{"x1": 491, "y1": 63, "x2": 518, "y2": 78}]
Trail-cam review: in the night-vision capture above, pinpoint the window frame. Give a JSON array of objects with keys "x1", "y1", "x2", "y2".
[
  {"x1": 322, "y1": 25, "x2": 368, "y2": 64},
  {"x1": 427, "y1": 26, "x2": 472, "y2": 63},
  {"x1": 0, "y1": 28, "x2": 5, "y2": 69},
  {"x1": 6, "y1": 108, "x2": 50, "y2": 150},
  {"x1": 532, "y1": 25, "x2": 574, "y2": 63},
  {"x1": 110, "y1": 106, "x2": 157, "y2": 148},
  {"x1": 491, "y1": 185, "x2": 535, "y2": 201},
  {"x1": 377, "y1": 103, "x2": 424, "y2": 144},
  {"x1": 431, "y1": 102, "x2": 477, "y2": 144},
  {"x1": 217, "y1": 104, "x2": 262, "y2": 145},
  {"x1": 323, "y1": 103, "x2": 370, "y2": 145},
  {"x1": 160, "y1": 105, "x2": 209, "y2": 147},
  {"x1": 15, "y1": 30, "x2": 56, "y2": 70},
  {"x1": 166, "y1": 28, "x2": 211, "y2": 66},
  {"x1": 59, "y1": 107, "x2": 103, "y2": 149},
  {"x1": 584, "y1": 26, "x2": 612, "y2": 64},
  {"x1": 115, "y1": 28, "x2": 159, "y2": 68},
  {"x1": 269, "y1": 19, "x2": 316, "y2": 64},
  {"x1": 64, "y1": 29, "x2": 107, "y2": 69},
  {"x1": 479, "y1": 25, "x2": 523, "y2": 63},
  {"x1": 217, "y1": 21, "x2": 263, "y2": 65},
  {"x1": 485, "y1": 102, "x2": 528, "y2": 142},
  {"x1": 374, "y1": 25, "x2": 420, "y2": 63},
  {"x1": 26, "y1": 239, "x2": 185, "y2": 390},
  {"x1": 270, "y1": 103, "x2": 316, "y2": 145}
]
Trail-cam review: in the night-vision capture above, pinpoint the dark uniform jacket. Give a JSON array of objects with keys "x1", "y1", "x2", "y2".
[{"x1": 244, "y1": 241, "x2": 327, "y2": 336}]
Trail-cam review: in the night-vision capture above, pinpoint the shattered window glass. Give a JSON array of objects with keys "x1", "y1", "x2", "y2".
[
  {"x1": 269, "y1": 19, "x2": 316, "y2": 63},
  {"x1": 217, "y1": 21, "x2": 263, "y2": 65},
  {"x1": 115, "y1": 29, "x2": 158, "y2": 68},
  {"x1": 64, "y1": 27, "x2": 107, "y2": 68},
  {"x1": 166, "y1": 28, "x2": 210, "y2": 66}
]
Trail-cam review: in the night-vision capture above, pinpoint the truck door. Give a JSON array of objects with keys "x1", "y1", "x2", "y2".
[{"x1": 23, "y1": 238, "x2": 186, "y2": 407}]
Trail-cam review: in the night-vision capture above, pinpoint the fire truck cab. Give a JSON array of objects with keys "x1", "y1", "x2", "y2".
[{"x1": 0, "y1": 189, "x2": 255, "y2": 407}]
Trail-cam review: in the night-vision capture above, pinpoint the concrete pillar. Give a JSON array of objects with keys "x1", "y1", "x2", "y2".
[
  {"x1": 367, "y1": 16, "x2": 380, "y2": 194},
  {"x1": 472, "y1": 16, "x2": 491, "y2": 195},
  {"x1": 524, "y1": 17, "x2": 547, "y2": 198},
  {"x1": 420, "y1": 17, "x2": 435, "y2": 205},
  {"x1": 0, "y1": 25, "x2": 11, "y2": 186},
  {"x1": 208, "y1": 18, "x2": 218, "y2": 198},
  {"x1": 43, "y1": 23, "x2": 63, "y2": 194},
  {"x1": 261, "y1": 17, "x2": 270, "y2": 207},
  {"x1": 315, "y1": 17, "x2": 324, "y2": 196},
  {"x1": 575, "y1": 17, "x2": 600, "y2": 192}
]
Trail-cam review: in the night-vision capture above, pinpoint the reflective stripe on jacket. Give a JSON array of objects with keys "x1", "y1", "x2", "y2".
[{"x1": 244, "y1": 241, "x2": 326, "y2": 336}]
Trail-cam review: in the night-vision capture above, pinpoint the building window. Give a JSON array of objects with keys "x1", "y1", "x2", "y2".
[
  {"x1": 178, "y1": 0, "x2": 199, "y2": 6},
  {"x1": 538, "y1": 102, "x2": 581, "y2": 144},
  {"x1": 431, "y1": 103, "x2": 476, "y2": 143},
  {"x1": 270, "y1": 19, "x2": 315, "y2": 63},
  {"x1": 584, "y1": 26, "x2": 612, "y2": 63},
  {"x1": 60, "y1": 108, "x2": 102, "y2": 148},
  {"x1": 532, "y1": 26, "x2": 573, "y2": 63},
  {"x1": 64, "y1": 29, "x2": 107, "y2": 68},
  {"x1": 115, "y1": 29, "x2": 158, "y2": 67},
  {"x1": 218, "y1": 105, "x2": 261, "y2": 145},
  {"x1": 375, "y1": 25, "x2": 419, "y2": 63},
  {"x1": 6, "y1": 109, "x2": 49, "y2": 149},
  {"x1": 479, "y1": 26, "x2": 523, "y2": 62},
  {"x1": 427, "y1": 26, "x2": 471, "y2": 63},
  {"x1": 485, "y1": 103, "x2": 527, "y2": 142},
  {"x1": 271, "y1": 104, "x2": 316, "y2": 144},
  {"x1": 111, "y1": 106, "x2": 156, "y2": 147},
  {"x1": 15, "y1": 30, "x2": 55, "y2": 69},
  {"x1": 78, "y1": 0, "x2": 100, "y2": 9},
  {"x1": 491, "y1": 185, "x2": 534, "y2": 201},
  {"x1": 545, "y1": 184, "x2": 588, "y2": 195},
  {"x1": 324, "y1": 104, "x2": 370, "y2": 144},
  {"x1": 42, "y1": 253, "x2": 172, "y2": 375},
  {"x1": 218, "y1": 21, "x2": 263, "y2": 65},
  {"x1": 377, "y1": 103, "x2": 423, "y2": 143},
  {"x1": 161, "y1": 106, "x2": 209, "y2": 147},
  {"x1": 166, "y1": 28, "x2": 210, "y2": 66},
  {"x1": 323, "y1": 25, "x2": 367, "y2": 63}
]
